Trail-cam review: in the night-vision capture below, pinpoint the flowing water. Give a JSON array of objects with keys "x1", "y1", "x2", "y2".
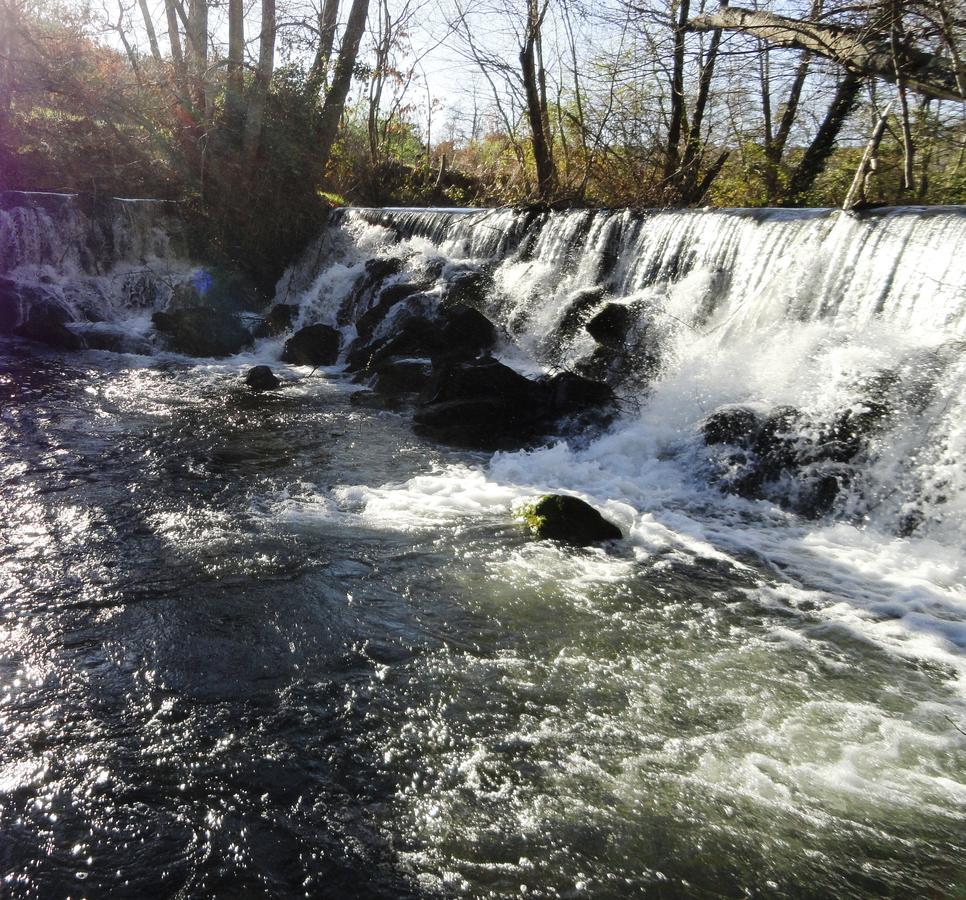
[{"x1": 0, "y1": 197, "x2": 964, "y2": 898}]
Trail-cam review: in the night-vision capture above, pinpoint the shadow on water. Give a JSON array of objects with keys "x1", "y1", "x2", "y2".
[{"x1": 0, "y1": 341, "x2": 436, "y2": 898}]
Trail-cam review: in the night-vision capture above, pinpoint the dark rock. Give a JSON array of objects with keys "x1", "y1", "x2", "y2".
[
  {"x1": 798, "y1": 473, "x2": 841, "y2": 520},
  {"x1": 557, "y1": 286, "x2": 606, "y2": 340},
  {"x1": 337, "y1": 257, "x2": 404, "y2": 325},
  {"x1": 542, "y1": 371, "x2": 616, "y2": 417},
  {"x1": 415, "y1": 359, "x2": 615, "y2": 449},
  {"x1": 370, "y1": 358, "x2": 434, "y2": 395},
  {"x1": 355, "y1": 282, "x2": 427, "y2": 341},
  {"x1": 413, "y1": 398, "x2": 512, "y2": 444},
  {"x1": 153, "y1": 307, "x2": 252, "y2": 357},
  {"x1": 521, "y1": 494, "x2": 622, "y2": 545},
  {"x1": 424, "y1": 356, "x2": 539, "y2": 406},
  {"x1": 586, "y1": 302, "x2": 635, "y2": 347},
  {"x1": 702, "y1": 406, "x2": 761, "y2": 446},
  {"x1": 0, "y1": 277, "x2": 83, "y2": 350},
  {"x1": 357, "y1": 316, "x2": 446, "y2": 372},
  {"x1": 753, "y1": 406, "x2": 803, "y2": 475},
  {"x1": 415, "y1": 358, "x2": 544, "y2": 446},
  {"x1": 443, "y1": 269, "x2": 492, "y2": 310},
  {"x1": 255, "y1": 303, "x2": 299, "y2": 338},
  {"x1": 281, "y1": 324, "x2": 341, "y2": 366},
  {"x1": 245, "y1": 365, "x2": 281, "y2": 391},
  {"x1": 439, "y1": 305, "x2": 498, "y2": 359}
]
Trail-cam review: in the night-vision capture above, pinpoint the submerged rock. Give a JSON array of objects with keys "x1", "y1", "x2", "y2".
[
  {"x1": 281, "y1": 324, "x2": 341, "y2": 366},
  {"x1": 520, "y1": 494, "x2": 622, "y2": 545},
  {"x1": 244, "y1": 365, "x2": 281, "y2": 391}
]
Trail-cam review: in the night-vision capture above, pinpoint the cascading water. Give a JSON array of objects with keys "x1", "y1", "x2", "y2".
[
  {"x1": 0, "y1": 191, "x2": 197, "y2": 352},
  {"x1": 1, "y1": 196, "x2": 964, "y2": 898}
]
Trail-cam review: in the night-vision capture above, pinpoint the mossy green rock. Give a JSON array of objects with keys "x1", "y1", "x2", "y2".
[{"x1": 521, "y1": 494, "x2": 622, "y2": 546}]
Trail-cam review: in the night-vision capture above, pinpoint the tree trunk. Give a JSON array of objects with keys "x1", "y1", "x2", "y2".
[
  {"x1": 242, "y1": 0, "x2": 277, "y2": 164},
  {"x1": 308, "y1": 0, "x2": 340, "y2": 91},
  {"x1": 226, "y1": 0, "x2": 244, "y2": 134},
  {"x1": 521, "y1": 29, "x2": 555, "y2": 199},
  {"x1": 843, "y1": 102, "x2": 892, "y2": 209},
  {"x1": 664, "y1": 0, "x2": 691, "y2": 183},
  {"x1": 186, "y1": 0, "x2": 209, "y2": 115},
  {"x1": 136, "y1": 0, "x2": 163, "y2": 63},
  {"x1": 316, "y1": 0, "x2": 370, "y2": 173},
  {"x1": 678, "y1": 4, "x2": 724, "y2": 202},
  {"x1": 163, "y1": 0, "x2": 187, "y2": 90},
  {"x1": 688, "y1": 5, "x2": 963, "y2": 102},
  {"x1": 784, "y1": 73, "x2": 862, "y2": 204}
]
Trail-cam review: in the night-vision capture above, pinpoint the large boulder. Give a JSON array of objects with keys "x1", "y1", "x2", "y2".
[
  {"x1": 337, "y1": 257, "x2": 405, "y2": 325},
  {"x1": 355, "y1": 282, "x2": 428, "y2": 341},
  {"x1": 415, "y1": 358, "x2": 614, "y2": 448},
  {"x1": 349, "y1": 315, "x2": 445, "y2": 372},
  {"x1": 370, "y1": 358, "x2": 434, "y2": 396},
  {"x1": 520, "y1": 494, "x2": 622, "y2": 545},
  {"x1": 586, "y1": 302, "x2": 635, "y2": 347},
  {"x1": 281, "y1": 324, "x2": 341, "y2": 366},
  {"x1": 244, "y1": 365, "x2": 281, "y2": 391},
  {"x1": 415, "y1": 357, "x2": 544, "y2": 446},
  {"x1": 541, "y1": 371, "x2": 616, "y2": 417},
  {"x1": 0, "y1": 277, "x2": 83, "y2": 350},
  {"x1": 439, "y1": 305, "x2": 498, "y2": 359},
  {"x1": 442, "y1": 269, "x2": 493, "y2": 310}
]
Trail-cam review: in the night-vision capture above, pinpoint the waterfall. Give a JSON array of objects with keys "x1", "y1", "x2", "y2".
[
  {"x1": 0, "y1": 191, "x2": 195, "y2": 351},
  {"x1": 281, "y1": 205, "x2": 966, "y2": 548}
]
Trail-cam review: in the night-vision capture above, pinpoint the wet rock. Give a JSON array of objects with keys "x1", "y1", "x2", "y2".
[
  {"x1": 753, "y1": 406, "x2": 803, "y2": 476},
  {"x1": 439, "y1": 305, "x2": 498, "y2": 359},
  {"x1": 364, "y1": 316, "x2": 446, "y2": 370},
  {"x1": 255, "y1": 303, "x2": 299, "y2": 338},
  {"x1": 355, "y1": 283, "x2": 427, "y2": 341},
  {"x1": 245, "y1": 365, "x2": 281, "y2": 391},
  {"x1": 152, "y1": 307, "x2": 252, "y2": 357},
  {"x1": 542, "y1": 371, "x2": 616, "y2": 417},
  {"x1": 415, "y1": 357, "x2": 543, "y2": 446},
  {"x1": 71, "y1": 323, "x2": 151, "y2": 354},
  {"x1": 415, "y1": 359, "x2": 615, "y2": 448},
  {"x1": 370, "y1": 358, "x2": 434, "y2": 395},
  {"x1": 557, "y1": 286, "x2": 606, "y2": 340},
  {"x1": 337, "y1": 257, "x2": 404, "y2": 325},
  {"x1": 443, "y1": 269, "x2": 492, "y2": 310},
  {"x1": 0, "y1": 279, "x2": 83, "y2": 350},
  {"x1": 520, "y1": 494, "x2": 622, "y2": 545},
  {"x1": 586, "y1": 302, "x2": 635, "y2": 347},
  {"x1": 797, "y1": 473, "x2": 841, "y2": 520},
  {"x1": 281, "y1": 324, "x2": 341, "y2": 366},
  {"x1": 702, "y1": 406, "x2": 761, "y2": 446}
]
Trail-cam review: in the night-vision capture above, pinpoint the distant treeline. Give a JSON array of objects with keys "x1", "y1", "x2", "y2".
[{"x1": 1, "y1": 0, "x2": 963, "y2": 279}]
